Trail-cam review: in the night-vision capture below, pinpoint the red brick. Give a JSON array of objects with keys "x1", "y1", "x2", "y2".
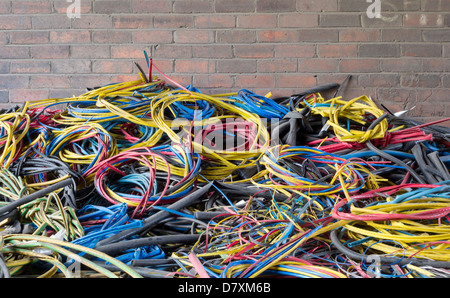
[
  {"x1": 10, "y1": 89, "x2": 49, "y2": 103},
  {"x1": 257, "y1": 0, "x2": 295, "y2": 12},
  {"x1": 377, "y1": 88, "x2": 417, "y2": 104},
  {"x1": 50, "y1": 30, "x2": 91, "y2": 44},
  {"x1": 175, "y1": 60, "x2": 214, "y2": 73},
  {"x1": 401, "y1": 44, "x2": 442, "y2": 57},
  {"x1": 297, "y1": 0, "x2": 338, "y2": 12},
  {"x1": 380, "y1": 59, "x2": 422, "y2": 72},
  {"x1": 338, "y1": 0, "x2": 374, "y2": 12},
  {"x1": 319, "y1": 14, "x2": 360, "y2": 27},
  {"x1": 343, "y1": 88, "x2": 377, "y2": 100},
  {"x1": 92, "y1": 60, "x2": 134, "y2": 74},
  {"x1": 0, "y1": 2, "x2": 10, "y2": 14},
  {"x1": 174, "y1": 0, "x2": 214, "y2": 13},
  {"x1": 423, "y1": 29, "x2": 450, "y2": 42},
  {"x1": 416, "y1": 89, "x2": 448, "y2": 106},
  {"x1": 443, "y1": 74, "x2": 450, "y2": 88},
  {"x1": 359, "y1": 44, "x2": 399, "y2": 57},
  {"x1": 192, "y1": 45, "x2": 233, "y2": 59},
  {"x1": 72, "y1": 15, "x2": 113, "y2": 29},
  {"x1": 258, "y1": 59, "x2": 298, "y2": 73},
  {"x1": 32, "y1": 15, "x2": 71, "y2": 29},
  {"x1": 154, "y1": 15, "x2": 194, "y2": 28},
  {"x1": 49, "y1": 89, "x2": 85, "y2": 99},
  {"x1": 196, "y1": 15, "x2": 236, "y2": 28},
  {"x1": 153, "y1": 45, "x2": 193, "y2": 59},
  {"x1": 276, "y1": 74, "x2": 317, "y2": 88},
  {"x1": 0, "y1": 75, "x2": 29, "y2": 89},
  {"x1": 12, "y1": 1, "x2": 51, "y2": 14},
  {"x1": 0, "y1": 32, "x2": 7, "y2": 45},
  {"x1": 52, "y1": 60, "x2": 92, "y2": 74},
  {"x1": 31, "y1": 76, "x2": 70, "y2": 89},
  {"x1": 113, "y1": 15, "x2": 153, "y2": 29},
  {"x1": 339, "y1": 59, "x2": 380, "y2": 73},
  {"x1": 382, "y1": 29, "x2": 422, "y2": 41},
  {"x1": 0, "y1": 92, "x2": 9, "y2": 103},
  {"x1": 279, "y1": 14, "x2": 318, "y2": 28},
  {"x1": 235, "y1": 74, "x2": 275, "y2": 88},
  {"x1": 298, "y1": 59, "x2": 339, "y2": 73},
  {"x1": 174, "y1": 30, "x2": 215, "y2": 44},
  {"x1": 298, "y1": 29, "x2": 339, "y2": 42},
  {"x1": 133, "y1": 30, "x2": 173, "y2": 44},
  {"x1": 112, "y1": 45, "x2": 148, "y2": 59},
  {"x1": 404, "y1": 13, "x2": 445, "y2": 27},
  {"x1": 0, "y1": 16, "x2": 31, "y2": 30},
  {"x1": 317, "y1": 44, "x2": 358, "y2": 58},
  {"x1": 217, "y1": 30, "x2": 256, "y2": 43},
  {"x1": 316, "y1": 74, "x2": 358, "y2": 89},
  {"x1": 238, "y1": 15, "x2": 277, "y2": 28},
  {"x1": 274, "y1": 44, "x2": 316, "y2": 58},
  {"x1": 423, "y1": 59, "x2": 450, "y2": 72},
  {"x1": 93, "y1": 1, "x2": 132, "y2": 13},
  {"x1": 401, "y1": 74, "x2": 441, "y2": 88},
  {"x1": 9, "y1": 31, "x2": 49, "y2": 44},
  {"x1": 11, "y1": 61, "x2": 50, "y2": 74},
  {"x1": 216, "y1": 60, "x2": 257, "y2": 73},
  {"x1": 445, "y1": 44, "x2": 450, "y2": 58},
  {"x1": 339, "y1": 29, "x2": 380, "y2": 42},
  {"x1": 139, "y1": 59, "x2": 173, "y2": 73},
  {"x1": 215, "y1": 0, "x2": 255, "y2": 13},
  {"x1": 114, "y1": 74, "x2": 146, "y2": 83},
  {"x1": 421, "y1": 0, "x2": 450, "y2": 11},
  {"x1": 71, "y1": 75, "x2": 114, "y2": 89},
  {"x1": 257, "y1": 30, "x2": 297, "y2": 43},
  {"x1": 358, "y1": 74, "x2": 400, "y2": 87},
  {"x1": 0, "y1": 61, "x2": 9, "y2": 74},
  {"x1": 0, "y1": 46, "x2": 30, "y2": 59},
  {"x1": 159, "y1": 74, "x2": 192, "y2": 88},
  {"x1": 234, "y1": 45, "x2": 274, "y2": 59},
  {"x1": 31, "y1": 45, "x2": 70, "y2": 59},
  {"x1": 193, "y1": 74, "x2": 234, "y2": 89},
  {"x1": 94, "y1": 30, "x2": 133, "y2": 44},
  {"x1": 71, "y1": 45, "x2": 111, "y2": 59},
  {"x1": 410, "y1": 101, "x2": 446, "y2": 118},
  {"x1": 132, "y1": 0, "x2": 173, "y2": 13}
]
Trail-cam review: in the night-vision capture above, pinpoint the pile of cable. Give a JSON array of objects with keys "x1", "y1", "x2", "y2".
[{"x1": 0, "y1": 56, "x2": 449, "y2": 279}]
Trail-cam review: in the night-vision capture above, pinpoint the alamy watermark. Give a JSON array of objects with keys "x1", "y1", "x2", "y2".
[
  {"x1": 66, "y1": 0, "x2": 81, "y2": 19},
  {"x1": 366, "y1": 0, "x2": 381, "y2": 19}
]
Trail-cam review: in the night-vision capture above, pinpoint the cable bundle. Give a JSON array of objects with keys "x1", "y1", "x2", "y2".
[{"x1": 0, "y1": 56, "x2": 448, "y2": 279}]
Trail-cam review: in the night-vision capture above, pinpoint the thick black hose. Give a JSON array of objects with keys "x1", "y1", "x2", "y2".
[
  {"x1": 366, "y1": 140, "x2": 426, "y2": 184},
  {"x1": 0, "y1": 178, "x2": 74, "y2": 217},
  {"x1": 95, "y1": 234, "x2": 203, "y2": 256}
]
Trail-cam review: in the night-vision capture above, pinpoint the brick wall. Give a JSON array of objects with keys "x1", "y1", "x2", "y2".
[{"x1": 0, "y1": 0, "x2": 448, "y2": 123}]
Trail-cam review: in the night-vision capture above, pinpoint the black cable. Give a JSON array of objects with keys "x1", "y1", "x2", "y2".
[
  {"x1": 366, "y1": 140, "x2": 426, "y2": 184},
  {"x1": 95, "y1": 183, "x2": 212, "y2": 247},
  {"x1": 333, "y1": 75, "x2": 352, "y2": 98},
  {"x1": 131, "y1": 258, "x2": 177, "y2": 267},
  {"x1": 95, "y1": 234, "x2": 204, "y2": 256},
  {"x1": 365, "y1": 113, "x2": 427, "y2": 185},
  {"x1": 11, "y1": 148, "x2": 81, "y2": 209},
  {"x1": 0, "y1": 178, "x2": 73, "y2": 217},
  {"x1": 330, "y1": 230, "x2": 450, "y2": 269}
]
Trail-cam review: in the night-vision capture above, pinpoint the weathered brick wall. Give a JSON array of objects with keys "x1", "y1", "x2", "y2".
[{"x1": 0, "y1": 0, "x2": 448, "y2": 123}]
